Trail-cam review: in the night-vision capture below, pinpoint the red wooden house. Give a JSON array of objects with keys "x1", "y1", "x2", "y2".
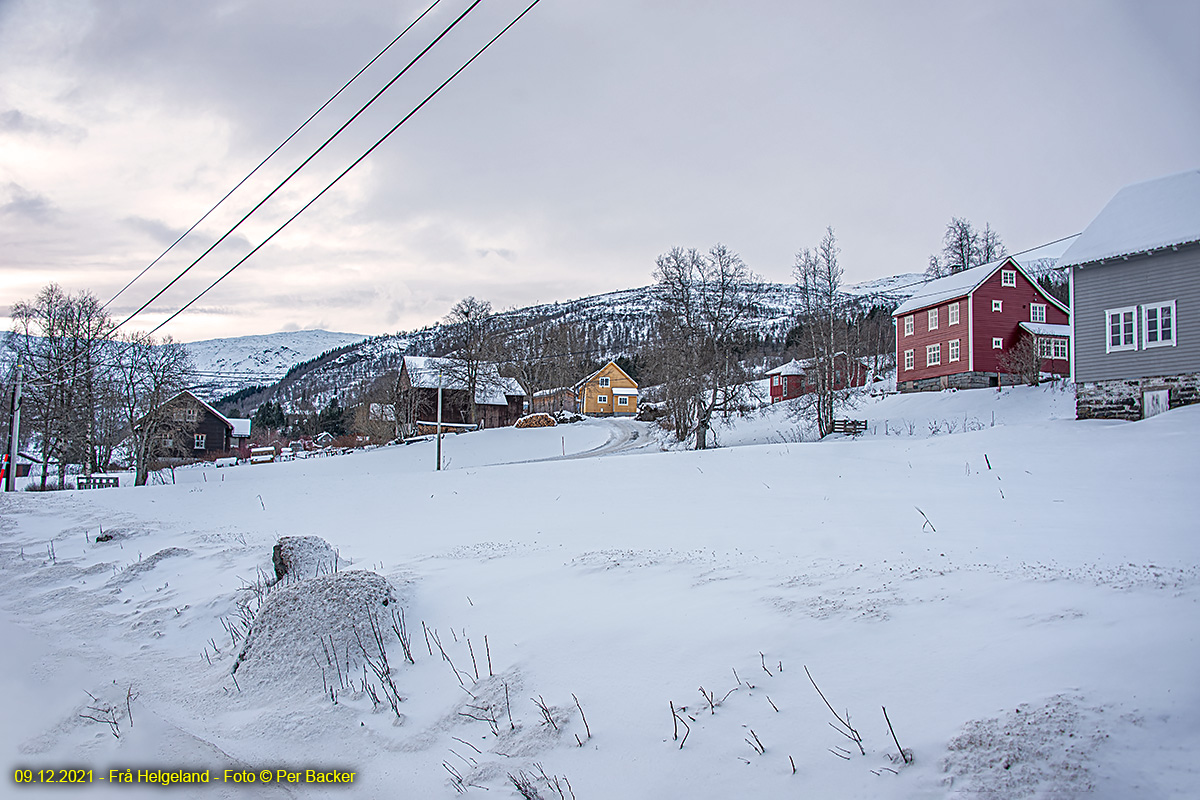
[
  {"x1": 893, "y1": 257, "x2": 1070, "y2": 392},
  {"x1": 766, "y1": 354, "x2": 868, "y2": 403}
]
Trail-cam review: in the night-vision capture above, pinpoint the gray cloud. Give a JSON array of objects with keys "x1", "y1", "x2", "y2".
[
  {"x1": 0, "y1": 109, "x2": 86, "y2": 142},
  {"x1": 0, "y1": 183, "x2": 57, "y2": 223}
]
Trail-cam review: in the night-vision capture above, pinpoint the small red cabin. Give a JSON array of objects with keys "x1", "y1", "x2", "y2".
[{"x1": 766, "y1": 354, "x2": 868, "y2": 403}]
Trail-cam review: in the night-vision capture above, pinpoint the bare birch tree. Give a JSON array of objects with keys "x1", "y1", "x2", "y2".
[
  {"x1": 926, "y1": 218, "x2": 1007, "y2": 277},
  {"x1": 442, "y1": 297, "x2": 496, "y2": 425},
  {"x1": 114, "y1": 332, "x2": 194, "y2": 486},
  {"x1": 794, "y1": 227, "x2": 846, "y2": 439},
  {"x1": 652, "y1": 243, "x2": 756, "y2": 450}
]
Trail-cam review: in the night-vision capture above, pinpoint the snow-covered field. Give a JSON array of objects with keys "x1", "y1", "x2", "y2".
[{"x1": 1, "y1": 388, "x2": 1197, "y2": 798}]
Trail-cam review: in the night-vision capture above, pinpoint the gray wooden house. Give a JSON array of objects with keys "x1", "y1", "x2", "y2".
[{"x1": 1062, "y1": 168, "x2": 1200, "y2": 420}]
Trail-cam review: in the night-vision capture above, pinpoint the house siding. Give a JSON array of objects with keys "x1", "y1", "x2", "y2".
[
  {"x1": 578, "y1": 362, "x2": 638, "y2": 416},
  {"x1": 895, "y1": 298, "x2": 970, "y2": 383},
  {"x1": 971, "y1": 270, "x2": 1070, "y2": 375},
  {"x1": 1073, "y1": 244, "x2": 1200, "y2": 383}
]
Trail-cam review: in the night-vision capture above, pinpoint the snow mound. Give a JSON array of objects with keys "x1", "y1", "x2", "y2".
[
  {"x1": 232, "y1": 570, "x2": 398, "y2": 694},
  {"x1": 271, "y1": 535, "x2": 343, "y2": 581},
  {"x1": 942, "y1": 694, "x2": 1109, "y2": 798}
]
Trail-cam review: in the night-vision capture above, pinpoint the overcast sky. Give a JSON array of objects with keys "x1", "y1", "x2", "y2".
[{"x1": 1, "y1": 0, "x2": 1197, "y2": 342}]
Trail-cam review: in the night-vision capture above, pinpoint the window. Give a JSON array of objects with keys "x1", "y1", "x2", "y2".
[
  {"x1": 1052, "y1": 339, "x2": 1068, "y2": 359},
  {"x1": 597, "y1": 395, "x2": 608, "y2": 403},
  {"x1": 926, "y1": 343, "x2": 941, "y2": 366},
  {"x1": 928, "y1": 308, "x2": 938, "y2": 330},
  {"x1": 772, "y1": 376, "x2": 780, "y2": 386},
  {"x1": 1106, "y1": 306, "x2": 1137, "y2": 352},
  {"x1": 992, "y1": 300, "x2": 1003, "y2": 313},
  {"x1": 598, "y1": 376, "x2": 610, "y2": 387},
  {"x1": 1030, "y1": 303, "x2": 1046, "y2": 323},
  {"x1": 949, "y1": 339, "x2": 960, "y2": 362},
  {"x1": 1038, "y1": 338, "x2": 1052, "y2": 358},
  {"x1": 904, "y1": 315, "x2": 914, "y2": 336},
  {"x1": 1001, "y1": 269, "x2": 1016, "y2": 287},
  {"x1": 992, "y1": 337, "x2": 1003, "y2": 350},
  {"x1": 618, "y1": 396, "x2": 629, "y2": 406},
  {"x1": 903, "y1": 349, "x2": 914, "y2": 370},
  {"x1": 1143, "y1": 301, "x2": 1176, "y2": 348},
  {"x1": 194, "y1": 433, "x2": 206, "y2": 450},
  {"x1": 948, "y1": 302, "x2": 960, "y2": 325}
]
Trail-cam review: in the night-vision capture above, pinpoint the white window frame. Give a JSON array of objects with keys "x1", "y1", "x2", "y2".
[
  {"x1": 1105, "y1": 306, "x2": 1138, "y2": 353},
  {"x1": 772, "y1": 375, "x2": 780, "y2": 386},
  {"x1": 1142, "y1": 300, "x2": 1176, "y2": 349},
  {"x1": 926, "y1": 343, "x2": 941, "y2": 366},
  {"x1": 597, "y1": 394, "x2": 608, "y2": 403},
  {"x1": 992, "y1": 337, "x2": 1003, "y2": 350},
  {"x1": 992, "y1": 300, "x2": 1003, "y2": 313},
  {"x1": 598, "y1": 376, "x2": 610, "y2": 388},
  {"x1": 928, "y1": 308, "x2": 938, "y2": 331},
  {"x1": 1030, "y1": 303, "x2": 1046, "y2": 323},
  {"x1": 1001, "y1": 269, "x2": 1016, "y2": 287},
  {"x1": 194, "y1": 433, "x2": 206, "y2": 450},
  {"x1": 948, "y1": 302, "x2": 959, "y2": 325},
  {"x1": 949, "y1": 339, "x2": 960, "y2": 362},
  {"x1": 1052, "y1": 338, "x2": 1068, "y2": 360},
  {"x1": 1038, "y1": 337, "x2": 1052, "y2": 358},
  {"x1": 904, "y1": 315, "x2": 913, "y2": 336},
  {"x1": 617, "y1": 396, "x2": 629, "y2": 406},
  {"x1": 903, "y1": 349, "x2": 914, "y2": 371}
]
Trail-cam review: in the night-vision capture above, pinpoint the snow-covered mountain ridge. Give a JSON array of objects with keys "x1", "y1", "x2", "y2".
[{"x1": 184, "y1": 330, "x2": 369, "y2": 400}]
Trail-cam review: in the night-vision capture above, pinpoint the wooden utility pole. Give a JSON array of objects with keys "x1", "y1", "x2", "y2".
[{"x1": 436, "y1": 368, "x2": 443, "y2": 471}]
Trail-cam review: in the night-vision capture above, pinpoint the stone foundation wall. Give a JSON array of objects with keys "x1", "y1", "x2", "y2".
[
  {"x1": 1076, "y1": 372, "x2": 1200, "y2": 420},
  {"x1": 899, "y1": 371, "x2": 1025, "y2": 393}
]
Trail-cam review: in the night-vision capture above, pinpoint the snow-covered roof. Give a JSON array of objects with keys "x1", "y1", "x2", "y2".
[
  {"x1": 766, "y1": 353, "x2": 866, "y2": 377},
  {"x1": 573, "y1": 361, "x2": 637, "y2": 391},
  {"x1": 228, "y1": 418, "x2": 251, "y2": 437},
  {"x1": 766, "y1": 359, "x2": 807, "y2": 376},
  {"x1": 404, "y1": 356, "x2": 523, "y2": 406},
  {"x1": 893, "y1": 259, "x2": 1007, "y2": 317},
  {"x1": 611, "y1": 387, "x2": 638, "y2": 396},
  {"x1": 1058, "y1": 169, "x2": 1200, "y2": 268},
  {"x1": 1019, "y1": 322, "x2": 1071, "y2": 339}
]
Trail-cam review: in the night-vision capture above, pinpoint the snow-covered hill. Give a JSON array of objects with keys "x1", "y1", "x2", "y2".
[{"x1": 184, "y1": 330, "x2": 368, "y2": 400}]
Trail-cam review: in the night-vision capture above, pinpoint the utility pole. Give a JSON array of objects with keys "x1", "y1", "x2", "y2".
[
  {"x1": 436, "y1": 367, "x2": 443, "y2": 471},
  {"x1": 3, "y1": 363, "x2": 22, "y2": 492}
]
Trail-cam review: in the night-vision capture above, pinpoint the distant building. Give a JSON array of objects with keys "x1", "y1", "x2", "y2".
[
  {"x1": 531, "y1": 387, "x2": 578, "y2": 414},
  {"x1": 374, "y1": 356, "x2": 525, "y2": 435},
  {"x1": 1063, "y1": 169, "x2": 1200, "y2": 420},
  {"x1": 893, "y1": 256, "x2": 1070, "y2": 392},
  {"x1": 766, "y1": 354, "x2": 868, "y2": 402},
  {"x1": 147, "y1": 390, "x2": 252, "y2": 456},
  {"x1": 574, "y1": 361, "x2": 638, "y2": 416}
]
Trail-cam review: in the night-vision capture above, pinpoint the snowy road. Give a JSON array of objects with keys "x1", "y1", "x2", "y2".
[{"x1": 543, "y1": 418, "x2": 656, "y2": 460}]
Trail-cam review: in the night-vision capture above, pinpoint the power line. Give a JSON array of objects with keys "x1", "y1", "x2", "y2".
[
  {"x1": 145, "y1": 0, "x2": 547, "y2": 339},
  {"x1": 101, "y1": 0, "x2": 446, "y2": 312},
  {"x1": 110, "y1": 0, "x2": 489, "y2": 337}
]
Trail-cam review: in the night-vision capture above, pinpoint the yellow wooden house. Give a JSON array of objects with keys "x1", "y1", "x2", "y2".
[{"x1": 574, "y1": 361, "x2": 639, "y2": 416}]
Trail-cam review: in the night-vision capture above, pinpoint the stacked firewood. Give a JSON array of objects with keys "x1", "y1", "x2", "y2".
[{"x1": 514, "y1": 413, "x2": 558, "y2": 428}]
